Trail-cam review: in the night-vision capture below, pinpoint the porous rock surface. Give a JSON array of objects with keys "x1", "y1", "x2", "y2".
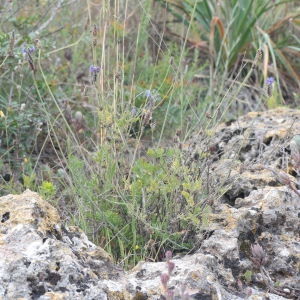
[
  {"x1": 0, "y1": 107, "x2": 299, "y2": 300},
  {"x1": 186, "y1": 107, "x2": 300, "y2": 299},
  {"x1": 0, "y1": 190, "x2": 124, "y2": 300}
]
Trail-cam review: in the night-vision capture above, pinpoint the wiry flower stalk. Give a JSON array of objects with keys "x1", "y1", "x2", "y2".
[
  {"x1": 265, "y1": 166, "x2": 300, "y2": 198},
  {"x1": 265, "y1": 76, "x2": 275, "y2": 97},
  {"x1": 22, "y1": 45, "x2": 36, "y2": 73},
  {"x1": 89, "y1": 65, "x2": 101, "y2": 84},
  {"x1": 290, "y1": 134, "x2": 300, "y2": 174}
]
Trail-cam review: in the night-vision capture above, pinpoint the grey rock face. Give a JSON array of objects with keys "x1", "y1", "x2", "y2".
[
  {"x1": 186, "y1": 107, "x2": 300, "y2": 299},
  {"x1": 0, "y1": 190, "x2": 123, "y2": 300},
  {"x1": 0, "y1": 108, "x2": 299, "y2": 300}
]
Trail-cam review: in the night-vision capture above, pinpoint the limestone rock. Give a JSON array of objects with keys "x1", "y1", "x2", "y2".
[
  {"x1": 191, "y1": 108, "x2": 299, "y2": 198},
  {"x1": 185, "y1": 107, "x2": 300, "y2": 299},
  {"x1": 0, "y1": 190, "x2": 123, "y2": 300}
]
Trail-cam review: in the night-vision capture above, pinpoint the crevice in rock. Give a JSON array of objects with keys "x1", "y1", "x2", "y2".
[
  {"x1": 263, "y1": 136, "x2": 273, "y2": 146},
  {"x1": 223, "y1": 190, "x2": 250, "y2": 207},
  {"x1": 1, "y1": 211, "x2": 10, "y2": 223},
  {"x1": 24, "y1": 259, "x2": 31, "y2": 268},
  {"x1": 45, "y1": 270, "x2": 61, "y2": 285},
  {"x1": 189, "y1": 293, "x2": 213, "y2": 300},
  {"x1": 27, "y1": 277, "x2": 46, "y2": 300},
  {"x1": 224, "y1": 257, "x2": 241, "y2": 278},
  {"x1": 55, "y1": 261, "x2": 60, "y2": 271}
]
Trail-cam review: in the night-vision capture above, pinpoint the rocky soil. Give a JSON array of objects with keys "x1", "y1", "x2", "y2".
[{"x1": 0, "y1": 107, "x2": 299, "y2": 300}]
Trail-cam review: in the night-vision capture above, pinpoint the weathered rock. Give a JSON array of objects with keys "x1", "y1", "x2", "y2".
[
  {"x1": 188, "y1": 108, "x2": 300, "y2": 201},
  {"x1": 0, "y1": 190, "x2": 124, "y2": 300},
  {"x1": 186, "y1": 107, "x2": 300, "y2": 299},
  {"x1": 1, "y1": 108, "x2": 300, "y2": 300}
]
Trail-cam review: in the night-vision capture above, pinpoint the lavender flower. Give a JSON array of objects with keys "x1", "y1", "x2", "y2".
[
  {"x1": 89, "y1": 65, "x2": 101, "y2": 74},
  {"x1": 265, "y1": 77, "x2": 275, "y2": 97},
  {"x1": 22, "y1": 46, "x2": 36, "y2": 54},
  {"x1": 90, "y1": 65, "x2": 101, "y2": 84},
  {"x1": 144, "y1": 89, "x2": 159, "y2": 111},
  {"x1": 144, "y1": 89, "x2": 153, "y2": 99},
  {"x1": 266, "y1": 77, "x2": 274, "y2": 86},
  {"x1": 22, "y1": 45, "x2": 36, "y2": 72},
  {"x1": 131, "y1": 106, "x2": 138, "y2": 117}
]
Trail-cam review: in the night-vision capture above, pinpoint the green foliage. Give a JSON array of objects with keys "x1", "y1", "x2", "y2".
[
  {"x1": 157, "y1": 0, "x2": 300, "y2": 93},
  {"x1": 39, "y1": 180, "x2": 56, "y2": 199},
  {"x1": 0, "y1": 97, "x2": 43, "y2": 158},
  {"x1": 23, "y1": 173, "x2": 36, "y2": 190},
  {"x1": 266, "y1": 87, "x2": 282, "y2": 109},
  {"x1": 243, "y1": 270, "x2": 253, "y2": 283},
  {"x1": 62, "y1": 146, "x2": 208, "y2": 266},
  {"x1": 165, "y1": 0, "x2": 267, "y2": 67},
  {"x1": 0, "y1": 29, "x2": 43, "y2": 160}
]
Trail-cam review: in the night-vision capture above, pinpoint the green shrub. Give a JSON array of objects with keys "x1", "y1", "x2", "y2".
[{"x1": 61, "y1": 145, "x2": 212, "y2": 267}]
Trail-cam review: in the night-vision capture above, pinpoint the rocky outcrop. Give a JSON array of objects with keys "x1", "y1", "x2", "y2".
[
  {"x1": 185, "y1": 107, "x2": 300, "y2": 299},
  {"x1": 0, "y1": 190, "x2": 125, "y2": 300},
  {"x1": 0, "y1": 108, "x2": 299, "y2": 300}
]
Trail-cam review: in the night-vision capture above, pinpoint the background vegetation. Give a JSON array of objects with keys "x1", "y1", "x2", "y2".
[{"x1": 0, "y1": 0, "x2": 299, "y2": 268}]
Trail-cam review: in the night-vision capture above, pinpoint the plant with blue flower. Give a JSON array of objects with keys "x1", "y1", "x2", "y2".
[
  {"x1": 90, "y1": 65, "x2": 101, "y2": 84},
  {"x1": 22, "y1": 45, "x2": 36, "y2": 72}
]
